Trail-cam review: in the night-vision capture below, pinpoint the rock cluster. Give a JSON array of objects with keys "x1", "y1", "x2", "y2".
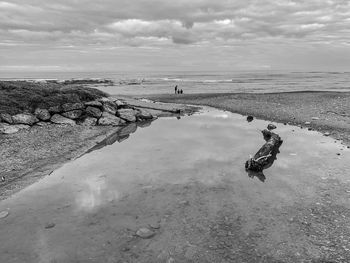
[{"x1": 0, "y1": 97, "x2": 154, "y2": 134}]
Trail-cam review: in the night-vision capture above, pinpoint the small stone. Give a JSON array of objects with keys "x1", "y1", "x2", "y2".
[
  {"x1": 246, "y1": 116, "x2": 254, "y2": 122},
  {"x1": 0, "y1": 113, "x2": 13, "y2": 124},
  {"x1": 135, "y1": 227, "x2": 155, "y2": 239},
  {"x1": 48, "y1": 105, "x2": 62, "y2": 113},
  {"x1": 337, "y1": 153, "x2": 341, "y2": 156},
  {"x1": 45, "y1": 222, "x2": 56, "y2": 229},
  {"x1": 305, "y1": 121, "x2": 311, "y2": 125},
  {"x1": 324, "y1": 132, "x2": 330, "y2": 136},
  {"x1": 283, "y1": 122, "x2": 287, "y2": 125},
  {"x1": 308, "y1": 127, "x2": 313, "y2": 131},
  {"x1": 311, "y1": 117, "x2": 320, "y2": 120},
  {"x1": 50, "y1": 114, "x2": 76, "y2": 125},
  {"x1": 86, "y1": 106, "x2": 102, "y2": 118},
  {"x1": 267, "y1": 124, "x2": 277, "y2": 130},
  {"x1": 114, "y1": 99, "x2": 126, "y2": 107},
  {"x1": 34, "y1": 108, "x2": 51, "y2": 121},
  {"x1": 0, "y1": 210, "x2": 9, "y2": 219},
  {"x1": 12, "y1": 113, "x2": 38, "y2": 125},
  {"x1": 62, "y1": 110, "x2": 83, "y2": 120},
  {"x1": 0, "y1": 123, "x2": 19, "y2": 134},
  {"x1": 149, "y1": 222, "x2": 161, "y2": 229}
]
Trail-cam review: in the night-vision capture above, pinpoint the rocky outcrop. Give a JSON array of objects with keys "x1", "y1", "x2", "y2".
[
  {"x1": 50, "y1": 114, "x2": 76, "y2": 125},
  {"x1": 34, "y1": 108, "x2": 51, "y2": 121},
  {"x1": 117, "y1": 109, "x2": 137, "y2": 122},
  {"x1": 0, "y1": 113, "x2": 13, "y2": 124},
  {"x1": 12, "y1": 113, "x2": 38, "y2": 125},
  {"x1": 98, "y1": 112, "x2": 125, "y2": 126},
  {"x1": 62, "y1": 110, "x2": 83, "y2": 120},
  {"x1": 86, "y1": 106, "x2": 102, "y2": 118}
]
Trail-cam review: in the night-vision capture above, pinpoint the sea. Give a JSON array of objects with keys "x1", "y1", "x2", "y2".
[{"x1": 1, "y1": 71, "x2": 350, "y2": 96}]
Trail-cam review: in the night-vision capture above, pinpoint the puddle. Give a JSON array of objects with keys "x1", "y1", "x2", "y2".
[{"x1": 0, "y1": 108, "x2": 350, "y2": 262}]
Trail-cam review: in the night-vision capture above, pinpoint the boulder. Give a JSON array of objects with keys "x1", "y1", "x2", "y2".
[
  {"x1": 117, "y1": 109, "x2": 137, "y2": 122},
  {"x1": 81, "y1": 117, "x2": 97, "y2": 126},
  {"x1": 12, "y1": 113, "x2": 38, "y2": 125},
  {"x1": 48, "y1": 105, "x2": 62, "y2": 113},
  {"x1": 114, "y1": 99, "x2": 127, "y2": 108},
  {"x1": 0, "y1": 113, "x2": 13, "y2": 124},
  {"x1": 62, "y1": 102, "x2": 84, "y2": 112},
  {"x1": 98, "y1": 112, "x2": 125, "y2": 126},
  {"x1": 62, "y1": 110, "x2": 83, "y2": 120},
  {"x1": 135, "y1": 227, "x2": 155, "y2": 239},
  {"x1": 50, "y1": 114, "x2": 76, "y2": 125},
  {"x1": 84, "y1": 100, "x2": 103, "y2": 108},
  {"x1": 0, "y1": 123, "x2": 19, "y2": 134},
  {"x1": 136, "y1": 109, "x2": 153, "y2": 121},
  {"x1": 86, "y1": 106, "x2": 102, "y2": 118},
  {"x1": 99, "y1": 98, "x2": 118, "y2": 115},
  {"x1": 13, "y1": 124, "x2": 31, "y2": 130},
  {"x1": 34, "y1": 108, "x2": 51, "y2": 121}
]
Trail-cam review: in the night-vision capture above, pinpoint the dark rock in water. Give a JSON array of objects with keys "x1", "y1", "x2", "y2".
[
  {"x1": 86, "y1": 106, "x2": 102, "y2": 118},
  {"x1": 0, "y1": 123, "x2": 19, "y2": 134},
  {"x1": 62, "y1": 102, "x2": 84, "y2": 112},
  {"x1": 48, "y1": 105, "x2": 62, "y2": 113},
  {"x1": 51, "y1": 114, "x2": 76, "y2": 125},
  {"x1": 45, "y1": 222, "x2": 55, "y2": 229},
  {"x1": 135, "y1": 227, "x2": 155, "y2": 239},
  {"x1": 34, "y1": 108, "x2": 51, "y2": 121},
  {"x1": 267, "y1": 124, "x2": 277, "y2": 130},
  {"x1": 247, "y1": 116, "x2": 254, "y2": 122},
  {"x1": 81, "y1": 117, "x2": 97, "y2": 126},
  {"x1": 98, "y1": 112, "x2": 125, "y2": 126},
  {"x1": 0, "y1": 113, "x2": 13, "y2": 124},
  {"x1": 117, "y1": 109, "x2": 137, "y2": 122},
  {"x1": 12, "y1": 113, "x2": 38, "y2": 125},
  {"x1": 84, "y1": 100, "x2": 103, "y2": 108},
  {"x1": 62, "y1": 110, "x2": 83, "y2": 120}
]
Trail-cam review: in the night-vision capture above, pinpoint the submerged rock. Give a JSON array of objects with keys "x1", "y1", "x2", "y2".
[
  {"x1": 34, "y1": 108, "x2": 51, "y2": 121},
  {"x1": 50, "y1": 114, "x2": 76, "y2": 125},
  {"x1": 62, "y1": 110, "x2": 83, "y2": 120},
  {"x1": 117, "y1": 109, "x2": 137, "y2": 122},
  {"x1": 0, "y1": 113, "x2": 13, "y2": 124},
  {"x1": 86, "y1": 106, "x2": 102, "y2": 118},
  {"x1": 98, "y1": 112, "x2": 125, "y2": 126},
  {"x1": 12, "y1": 113, "x2": 38, "y2": 125},
  {"x1": 135, "y1": 227, "x2": 155, "y2": 239}
]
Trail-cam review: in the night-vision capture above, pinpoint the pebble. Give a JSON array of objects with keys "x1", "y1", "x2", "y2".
[
  {"x1": 267, "y1": 124, "x2": 277, "y2": 130},
  {"x1": 135, "y1": 227, "x2": 155, "y2": 239},
  {"x1": 324, "y1": 132, "x2": 330, "y2": 136},
  {"x1": 0, "y1": 210, "x2": 9, "y2": 219},
  {"x1": 149, "y1": 222, "x2": 161, "y2": 229},
  {"x1": 45, "y1": 222, "x2": 56, "y2": 229},
  {"x1": 311, "y1": 117, "x2": 320, "y2": 120},
  {"x1": 305, "y1": 122, "x2": 311, "y2": 125},
  {"x1": 246, "y1": 116, "x2": 254, "y2": 122}
]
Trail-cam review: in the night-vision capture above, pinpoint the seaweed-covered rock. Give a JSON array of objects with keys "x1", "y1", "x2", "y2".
[
  {"x1": 0, "y1": 113, "x2": 13, "y2": 124},
  {"x1": 117, "y1": 109, "x2": 137, "y2": 122},
  {"x1": 62, "y1": 102, "x2": 84, "y2": 112},
  {"x1": 34, "y1": 108, "x2": 51, "y2": 121},
  {"x1": 86, "y1": 106, "x2": 102, "y2": 118},
  {"x1": 98, "y1": 112, "x2": 125, "y2": 126},
  {"x1": 62, "y1": 110, "x2": 83, "y2": 120},
  {"x1": 12, "y1": 113, "x2": 38, "y2": 125},
  {"x1": 50, "y1": 114, "x2": 76, "y2": 125}
]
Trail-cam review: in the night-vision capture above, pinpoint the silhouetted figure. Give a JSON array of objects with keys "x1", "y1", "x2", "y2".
[
  {"x1": 180, "y1": 89, "x2": 183, "y2": 94},
  {"x1": 177, "y1": 90, "x2": 180, "y2": 94},
  {"x1": 174, "y1": 85, "x2": 178, "y2": 94}
]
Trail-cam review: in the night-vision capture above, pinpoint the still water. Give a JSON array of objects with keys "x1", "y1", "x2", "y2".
[{"x1": 0, "y1": 108, "x2": 349, "y2": 262}]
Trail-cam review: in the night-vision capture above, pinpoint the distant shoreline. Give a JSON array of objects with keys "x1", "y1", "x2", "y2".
[{"x1": 147, "y1": 91, "x2": 350, "y2": 147}]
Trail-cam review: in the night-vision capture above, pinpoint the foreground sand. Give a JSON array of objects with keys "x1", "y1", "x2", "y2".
[{"x1": 148, "y1": 91, "x2": 350, "y2": 146}]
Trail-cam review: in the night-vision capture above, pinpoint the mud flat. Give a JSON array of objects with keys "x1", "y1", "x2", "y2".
[{"x1": 148, "y1": 91, "x2": 350, "y2": 146}]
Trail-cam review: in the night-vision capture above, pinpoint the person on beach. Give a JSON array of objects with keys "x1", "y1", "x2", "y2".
[
  {"x1": 174, "y1": 85, "x2": 178, "y2": 94},
  {"x1": 180, "y1": 89, "x2": 183, "y2": 94}
]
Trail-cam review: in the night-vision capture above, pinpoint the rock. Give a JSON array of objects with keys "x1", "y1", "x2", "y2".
[
  {"x1": 118, "y1": 123, "x2": 137, "y2": 137},
  {"x1": 324, "y1": 132, "x2": 331, "y2": 136},
  {"x1": 0, "y1": 211, "x2": 9, "y2": 219},
  {"x1": 267, "y1": 124, "x2": 277, "y2": 130},
  {"x1": 13, "y1": 124, "x2": 31, "y2": 130},
  {"x1": 50, "y1": 114, "x2": 76, "y2": 125},
  {"x1": 86, "y1": 106, "x2": 102, "y2": 118},
  {"x1": 99, "y1": 98, "x2": 118, "y2": 115},
  {"x1": 36, "y1": 122, "x2": 50, "y2": 127},
  {"x1": 34, "y1": 108, "x2": 51, "y2": 121},
  {"x1": 114, "y1": 99, "x2": 127, "y2": 107},
  {"x1": 311, "y1": 117, "x2": 320, "y2": 120},
  {"x1": 305, "y1": 121, "x2": 311, "y2": 125},
  {"x1": 45, "y1": 222, "x2": 55, "y2": 229},
  {"x1": 98, "y1": 112, "x2": 125, "y2": 126},
  {"x1": 0, "y1": 123, "x2": 19, "y2": 134},
  {"x1": 84, "y1": 100, "x2": 103, "y2": 108},
  {"x1": 48, "y1": 105, "x2": 62, "y2": 113},
  {"x1": 136, "y1": 109, "x2": 153, "y2": 121},
  {"x1": 81, "y1": 117, "x2": 97, "y2": 126},
  {"x1": 62, "y1": 102, "x2": 84, "y2": 112},
  {"x1": 135, "y1": 227, "x2": 155, "y2": 239},
  {"x1": 246, "y1": 116, "x2": 254, "y2": 122},
  {"x1": 117, "y1": 109, "x2": 137, "y2": 122},
  {"x1": 62, "y1": 110, "x2": 83, "y2": 119},
  {"x1": 0, "y1": 113, "x2": 13, "y2": 124},
  {"x1": 12, "y1": 113, "x2": 38, "y2": 125},
  {"x1": 337, "y1": 153, "x2": 341, "y2": 156},
  {"x1": 308, "y1": 127, "x2": 313, "y2": 131},
  {"x1": 149, "y1": 222, "x2": 161, "y2": 229}
]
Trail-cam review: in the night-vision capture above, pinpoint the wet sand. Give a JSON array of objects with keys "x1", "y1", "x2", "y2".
[
  {"x1": 148, "y1": 91, "x2": 350, "y2": 146},
  {"x1": 0, "y1": 108, "x2": 349, "y2": 262}
]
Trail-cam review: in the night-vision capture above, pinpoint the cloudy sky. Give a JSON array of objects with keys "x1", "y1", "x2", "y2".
[{"x1": 1, "y1": 0, "x2": 350, "y2": 73}]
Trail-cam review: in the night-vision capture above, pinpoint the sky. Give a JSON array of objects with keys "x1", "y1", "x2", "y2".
[{"x1": 1, "y1": 0, "x2": 350, "y2": 73}]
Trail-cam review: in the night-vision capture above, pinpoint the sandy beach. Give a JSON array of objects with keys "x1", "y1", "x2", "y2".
[{"x1": 149, "y1": 91, "x2": 350, "y2": 146}]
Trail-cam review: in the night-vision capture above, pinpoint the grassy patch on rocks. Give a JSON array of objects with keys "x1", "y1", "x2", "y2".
[{"x1": 0, "y1": 81, "x2": 108, "y2": 115}]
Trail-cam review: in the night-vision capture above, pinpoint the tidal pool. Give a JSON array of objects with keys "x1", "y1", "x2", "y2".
[{"x1": 1, "y1": 108, "x2": 350, "y2": 263}]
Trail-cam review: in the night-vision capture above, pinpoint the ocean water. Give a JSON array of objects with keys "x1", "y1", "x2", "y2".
[{"x1": 1, "y1": 71, "x2": 350, "y2": 95}]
